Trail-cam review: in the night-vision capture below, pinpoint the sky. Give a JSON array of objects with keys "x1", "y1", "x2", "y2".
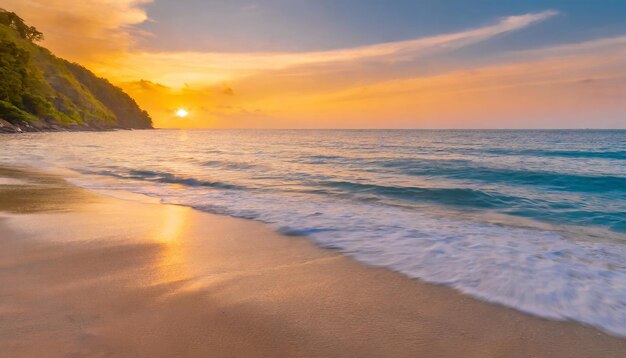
[{"x1": 4, "y1": 0, "x2": 626, "y2": 128}]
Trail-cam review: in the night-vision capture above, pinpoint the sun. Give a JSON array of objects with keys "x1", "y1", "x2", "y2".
[{"x1": 175, "y1": 108, "x2": 189, "y2": 118}]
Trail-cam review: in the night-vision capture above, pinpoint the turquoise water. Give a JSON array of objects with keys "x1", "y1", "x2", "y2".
[{"x1": 1, "y1": 129, "x2": 625, "y2": 335}]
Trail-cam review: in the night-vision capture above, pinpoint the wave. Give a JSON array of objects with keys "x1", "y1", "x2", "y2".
[
  {"x1": 69, "y1": 173, "x2": 626, "y2": 337},
  {"x1": 81, "y1": 168, "x2": 245, "y2": 190},
  {"x1": 9, "y1": 129, "x2": 625, "y2": 337},
  {"x1": 376, "y1": 159, "x2": 626, "y2": 193},
  {"x1": 81, "y1": 166, "x2": 626, "y2": 233},
  {"x1": 201, "y1": 160, "x2": 259, "y2": 170},
  {"x1": 485, "y1": 148, "x2": 626, "y2": 160},
  {"x1": 322, "y1": 180, "x2": 524, "y2": 208},
  {"x1": 321, "y1": 180, "x2": 626, "y2": 233}
]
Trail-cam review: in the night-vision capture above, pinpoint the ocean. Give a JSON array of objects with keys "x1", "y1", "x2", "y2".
[{"x1": 1, "y1": 129, "x2": 625, "y2": 335}]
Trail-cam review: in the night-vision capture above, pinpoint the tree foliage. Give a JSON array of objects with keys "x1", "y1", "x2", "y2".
[
  {"x1": 0, "y1": 40, "x2": 30, "y2": 105},
  {"x1": 0, "y1": 9, "x2": 43, "y2": 42},
  {"x1": 0, "y1": 9, "x2": 152, "y2": 128}
]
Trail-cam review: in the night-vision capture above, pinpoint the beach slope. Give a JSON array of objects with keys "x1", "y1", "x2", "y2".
[{"x1": 0, "y1": 167, "x2": 624, "y2": 357}]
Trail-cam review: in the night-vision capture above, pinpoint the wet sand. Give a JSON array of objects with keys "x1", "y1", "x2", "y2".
[{"x1": 1, "y1": 167, "x2": 625, "y2": 357}]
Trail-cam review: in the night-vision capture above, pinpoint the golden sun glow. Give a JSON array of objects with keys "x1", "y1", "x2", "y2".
[
  {"x1": 10, "y1": 0, "x2": 620, "y2": 129},
  {"x1": 175, "y1": 108, "x2": 189, "y2": 118}
]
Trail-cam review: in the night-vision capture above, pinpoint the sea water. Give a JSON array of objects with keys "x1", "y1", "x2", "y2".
[{"x1": 1, "y1": 129, "x2": 625, "y2": 335}]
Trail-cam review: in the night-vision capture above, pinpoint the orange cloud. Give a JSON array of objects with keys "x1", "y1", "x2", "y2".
[
  {"x1": 1, "y1": 0, "x2": 151, "y2": 60},
  {"x1": 4, "y1": 1, "x2": 624, "y2": 128},
  {"x1": 118, "y1": 80, "x2": 258, "y2": 128},
  {"x1": 119, "y1": 33, "x2": 626, "y2": 128},
  {"x1": 260, "y1": 51, "x2": 626, "y2": 128}
]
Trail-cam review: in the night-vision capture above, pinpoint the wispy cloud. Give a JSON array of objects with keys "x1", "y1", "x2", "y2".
[
  {"x1": 240, "y1": 35, "x2": 626, "y2": 129},
  {"x1": 510, "y1": 34, "x2": 626, "y2": 59},
  {"x1": 98, "y1": 10, "x2": 559, "y2": 86},
  {"x1": 3, "y1": 1, "x2": 558, "y2": 87}
]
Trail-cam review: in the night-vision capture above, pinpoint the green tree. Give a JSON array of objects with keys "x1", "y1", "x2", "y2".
[
  {"x1": 0, "y1": 9, "x2": 44, "y2": 42},
  {"x1": 0, "y1": 40, "x2": 29, "y2": 106}
]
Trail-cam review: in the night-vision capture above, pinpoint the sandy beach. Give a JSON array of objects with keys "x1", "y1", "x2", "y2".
[{"x1": 1, "y1": 166, "x2": 625, "y2": 357}]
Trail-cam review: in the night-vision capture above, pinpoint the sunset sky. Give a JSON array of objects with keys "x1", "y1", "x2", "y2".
[{"x1": 5, "y1": 0, "x2": 626, "y2": 128}]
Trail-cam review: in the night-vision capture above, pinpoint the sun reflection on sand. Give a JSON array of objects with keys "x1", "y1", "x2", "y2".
[
  {"x1": 153, "y1": 205, "x2": 193, "y2": 285},
  {"x1": 156, "y1": 205, "x2": 189, "y2": 243}
]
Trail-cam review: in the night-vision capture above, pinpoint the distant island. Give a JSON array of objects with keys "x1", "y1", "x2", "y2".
[{"x1": 0, "y1": 9, "x2": 152, "y2": 133}]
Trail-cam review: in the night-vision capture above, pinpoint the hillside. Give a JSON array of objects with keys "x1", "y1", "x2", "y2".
[{"x1": 0, "y1": 9, "x2": 152, "y2": 132}]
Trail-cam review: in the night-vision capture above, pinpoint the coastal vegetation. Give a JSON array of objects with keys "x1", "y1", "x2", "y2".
[{"x1": 0, "y1": 9, "x2": 152, "y2": 131}]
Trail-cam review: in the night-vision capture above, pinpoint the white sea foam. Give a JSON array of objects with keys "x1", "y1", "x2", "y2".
[
  {"x1": 2, "y1": 129, "x2": 625, "y2": 337},
  {"x1": 70, "y1": 176, "x2": 626, "y2": 337}
]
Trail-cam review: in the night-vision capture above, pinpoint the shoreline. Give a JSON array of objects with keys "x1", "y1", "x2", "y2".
[
  {"x1": 1, "y1": 166, "x2": 625, "y2": 357},
  {"x1": 0, "y1": 119, "x2": 153, "y2": 134}
]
